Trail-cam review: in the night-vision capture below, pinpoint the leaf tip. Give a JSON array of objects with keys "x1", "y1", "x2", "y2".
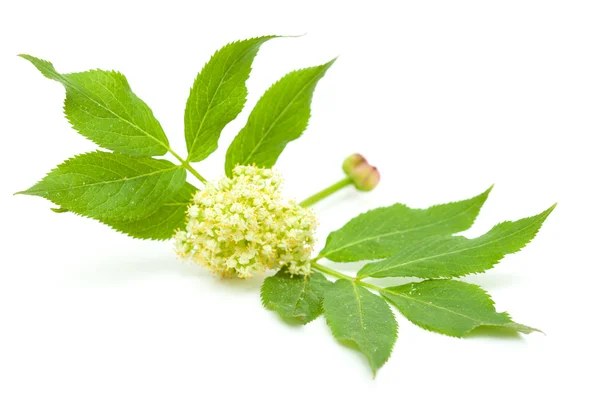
[
  {"x1": 18, "y1": 53, "x2": 41, "y2": 64},
  {"x1": 18, "y1": 53, "x2": 61, "y2": 81},
  {"x1": 480, "y1": 184, "x2": 494, "y2": 198},
  {"x1": 318, "y1": 57, "x2": 338, "y2": 72},
  {"x1": 538, "y1": 203, "x2": 557, "y2": 221},
  {"x1": 533, "y1": 328, "x2": 545, "y2": 336},
  {"x1": 283, "y1": 33, "x2": 307, "y2": 38},
  {"x1": 506, "y1": 322, "x2": 544, "y2": 335}
]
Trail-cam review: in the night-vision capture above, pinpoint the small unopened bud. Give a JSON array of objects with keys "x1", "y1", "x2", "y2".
[
  {"x1": 342, "y1": 153, "x2": 380, "y2": 191},
  {"x1": 342, "y1": 154, "x2": 366, "y2": 176}
]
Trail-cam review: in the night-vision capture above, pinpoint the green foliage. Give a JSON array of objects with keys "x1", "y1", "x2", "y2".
[
  {"x1": 17, "y1": 151, "x2": 186, "y2": 221},
  {"x1": 17, "y1": 39, "x2": 556, "y2": 377},
  {"x1": 359, "y1": 205, "x2": 555, "y2": 279},
  {"x1": 224, "y1": 60, "x2": 335, "y2": 175},
  {"x1": 185, "y1": 37, "x2": 275, "y2": 162},
  {"x1": 261, "y1": 269, "x2": 332, "y2": 324},
  {"x1": 323, "y1": 280, "x2": 397, "y2": 376},
  {"x1": 101, "y1": 182, "x2": 197, "y2": 240},
  {"x1": 381, "y1": 280, "x2": 539, "y2": 337},
  {"x1": 319, "y1": 187, "x2": 492, "y2": 262},
  {"x1": 48, "y1": 182, "x2": 196, "y2": 239},
  {"x1": 20, "y1": 55, "x2": 170, "y2": 157}
]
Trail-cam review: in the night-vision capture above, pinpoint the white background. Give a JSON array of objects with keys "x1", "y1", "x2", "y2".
[{"x1": 1, "y1": 1, "x2": 598, "y2": 398}]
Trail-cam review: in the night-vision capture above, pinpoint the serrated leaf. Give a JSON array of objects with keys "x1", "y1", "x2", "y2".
[
  {"x1": 185, "y1": 36, "x2": 275, "y2": 162},
  {"x1": 319, "y1": 187, "x2": 492, "y2": 262},
  {"x1": 359, "y1": 205, "x2": 555, "y2": 279},
  {"x1": 20, "y1": 55, "x2": 169, "y2": 156},
  {"x1": 17, "y1": 151, "x2": 186, "y2": 221},
  {"x1": 261, "y1": 269, "x2": 332, "y2": 324},
  {"x1": 323, "y1": 280, "x2": 397, "y2": 376},
  {"x1": 381, "y1": 280, "x2": 540, "y2": 337},
  {"x1": 101, "y1": 182, "x2": 196, "y2": 240},
  {"x1": 47, "y1": 183, "x2": 195, "y2": 240},
  {"x1": 224, "y1": 60, "x2": 335, "y2": 175}
]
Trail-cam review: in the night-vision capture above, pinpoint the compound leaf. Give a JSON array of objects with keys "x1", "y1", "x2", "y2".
[
  {"x1": 382, "y1": 280, "x2": 540, "y2": 337},
  {"x1": 103, "y1": 182, "x2": 197, "y2": 240},
  {"x1": 359, "y1": 205, "x2": 555, "y2": 279},
  {"x1": 261, "y1": 269, "x2": 332, "y2": 324},
  {"x1": 17, "y1": 151, "x2": 186, "y2": 221},
  {"x1": 225, "y1": 59, "x2": 335, "y2": 175},
  {"x1": 323, "y1": 280, "x2": 397, "y2": 376},
  {"x1": 319, "y1": 187, "x2": 492, "y2": 262},
  {"x1": 185, "y1": 36, "x2": 275, "y2": 162},
  {"x1": 20, "y1": 54, "x2": 169, "y2": 156}
]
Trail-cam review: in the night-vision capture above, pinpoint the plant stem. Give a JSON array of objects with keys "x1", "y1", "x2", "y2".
[
  {"x1": 299, "y1": 177, "x2": 353, "y2": 207},
  {"x1": 168, "y1": 148, "x2": 208, "y2": 184},
  {"x1": 310, "y1": 261, "x2": 382, "y2": 292}
]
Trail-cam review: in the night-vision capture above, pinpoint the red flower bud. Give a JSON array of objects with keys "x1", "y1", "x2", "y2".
[{"x1": 342, "y1": 153, "x2": 380, "y2": 192}]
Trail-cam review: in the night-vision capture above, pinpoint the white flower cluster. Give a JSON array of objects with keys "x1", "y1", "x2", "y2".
[{"x1": 174, "y1": 166, "x2": 317, "y2": 278}]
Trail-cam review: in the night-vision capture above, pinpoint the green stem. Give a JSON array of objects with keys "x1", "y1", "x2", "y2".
[
  {"x1": 299, "y1": 177, "x2": 353, "y2": 207},
  {"x1": 310, "y1": 261, "x2": 382, "y2": 292},
  {"x1": 168, "y1": 148, "x2": 208, "y2": 184}
]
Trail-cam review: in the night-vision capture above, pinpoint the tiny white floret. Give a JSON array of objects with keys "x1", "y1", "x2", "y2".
[{"x1": 174, "y1": 166, "x2": 317, "y2": 278}]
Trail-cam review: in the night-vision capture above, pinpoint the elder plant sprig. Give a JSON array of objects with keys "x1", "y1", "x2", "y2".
[{"x1": 17, "y1": 36, "x2": 555, "y2": 376}]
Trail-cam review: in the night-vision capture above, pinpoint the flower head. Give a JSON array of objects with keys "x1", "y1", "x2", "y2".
[{"x1": 175, "y1": 166, "x2": 317, "y2": 278}]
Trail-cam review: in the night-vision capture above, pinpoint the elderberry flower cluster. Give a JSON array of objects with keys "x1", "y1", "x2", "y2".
[{"x1": 174, "y1": 166, "x2": 317, "y2": 278}]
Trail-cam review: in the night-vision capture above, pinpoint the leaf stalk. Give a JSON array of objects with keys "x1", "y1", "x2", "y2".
[
  {"x1": 299, "y1": 177, "x2": 353, "y2": 207},
  {"x1": 168, "y1": 148, "x2": 208, "y2": 184},
  {"x1": 310, "y1": 261, "x2": 382, "y2": 292}
]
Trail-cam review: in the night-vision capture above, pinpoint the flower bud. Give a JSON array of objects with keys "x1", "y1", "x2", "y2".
[
  {"x1": 342, "y1": 153, "x2": 380, "y2": 192},
  {"x1": 342, "y1": 154, "x2": 366, "y2": 176}
]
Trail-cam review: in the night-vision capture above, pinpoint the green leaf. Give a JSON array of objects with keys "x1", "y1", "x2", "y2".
[
  {"x1": 20, "y1": 55, "x2": 170, "y2": 156},
  {"x1": 323, "y1": 280, "x2": 397, "y2": 376},
  {"x1": 17, "y1": 151, "x2": 186, "y2": 221},
  {"x1": 101, "y1": 182, "x2": 196, "y2": 240},
  {"x1": 359, "y1": 205, "x2": 555, "y2": 279},
  {"x1": 381, "y1": 280, "x2": 540, "y2": 337},
  {"x1": 261, "y1": 269, "x2": 332, "y2": 324},
  {"x1": 185, "y1": 36, "x2": 275, "y2": 162},
  {"x1": 47, "y1": 183, "x2": 196, "y2": 240},
  {"x1": 319, "y1": 187, "x2": 492, "y2": 262},
  {"x1": 224, "y1": 59, "x2": 335, "y2": 175}
]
